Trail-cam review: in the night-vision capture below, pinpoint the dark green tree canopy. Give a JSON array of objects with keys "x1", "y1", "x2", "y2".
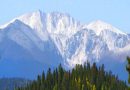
[{"x1": 16, "y1": 63, "x2": 128, "y2": 90}]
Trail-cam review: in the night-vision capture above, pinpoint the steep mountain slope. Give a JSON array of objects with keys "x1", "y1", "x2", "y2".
[
  {"x1": 0, "y1": 19, "x2": 63, "y2": 79},
  {"x1": 0, "y1": 11, "x2": 130, "y2": 80}
]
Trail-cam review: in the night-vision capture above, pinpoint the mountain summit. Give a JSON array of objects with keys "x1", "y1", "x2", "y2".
[
  {"x1": 0, "y1": 11, "x2": 130, "y2": 80},
  {"x1": 87, "y1": 20, "x2": 126, "y2": 35}
]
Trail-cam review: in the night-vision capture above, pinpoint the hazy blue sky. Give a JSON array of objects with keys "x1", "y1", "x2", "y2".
[{"x1": 0, "y1": 0, "x2": 130, "y2": 33}]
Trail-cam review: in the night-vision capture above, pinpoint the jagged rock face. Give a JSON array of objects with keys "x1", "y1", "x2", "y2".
[{"x1": 0, "y1": 11, "x2": 130, "y2": 80}]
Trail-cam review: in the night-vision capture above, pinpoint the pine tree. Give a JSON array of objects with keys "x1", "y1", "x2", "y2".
[
  {"x1": 58, "y1": 64, "x2": 64, "y2": 90},
  {"x1": 37, "y1": 75, "x2": 41, "y2": 90},
  {"x1": 91, "y1": 62, "x2": 98, "y2": 84},
  {"x1": 61, "y1": 72, "x2": 69, "y2": 90},
  {"x1": 41, "y1": 71, "x2": 45, "y2": 89},
  {"x1": 46, "y1": 68, "x2": 53, "y2": 90}
]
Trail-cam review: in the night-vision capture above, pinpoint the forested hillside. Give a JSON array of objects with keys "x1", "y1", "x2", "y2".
[{"x1": 16, "y1": 62, "x2": 128, "y2": 90}]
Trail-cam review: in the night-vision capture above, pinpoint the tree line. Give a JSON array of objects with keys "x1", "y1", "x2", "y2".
[{"x1": 16, "y1": 62, "x2": 128, "y2": 90}]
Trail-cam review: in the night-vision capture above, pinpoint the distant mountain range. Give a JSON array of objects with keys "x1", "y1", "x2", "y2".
[
  {"x1": 0, "y1": 10, "x2": 130, "y2": 80},
  {"x1": 0, "y1": 78, "x2": 30, "y2": 90}
]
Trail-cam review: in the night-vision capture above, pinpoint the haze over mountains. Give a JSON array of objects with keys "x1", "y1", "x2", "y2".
[{"x1": 0, "y1": 10, "x2": 130, "y2": 80}]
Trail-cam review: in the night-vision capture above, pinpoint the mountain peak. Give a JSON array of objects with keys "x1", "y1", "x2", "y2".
[
  {"x1": 0, "y1": 11, "x2": 130, "y2": 81},
  {"x1": 87, "y1": 20, "x2": 126, "y2": 35},
  {"x1": 0, "y1": 12, "x2": 127, "y2": 37}
]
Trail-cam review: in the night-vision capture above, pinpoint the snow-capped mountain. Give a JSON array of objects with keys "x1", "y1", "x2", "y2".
[{"x1": 0, "y1": 10, "x2": 130, "y2": 80}]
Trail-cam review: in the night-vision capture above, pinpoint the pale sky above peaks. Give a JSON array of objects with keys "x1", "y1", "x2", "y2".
[{"x1": 0, "y1": 0, "x2": 130, "y2": 33}]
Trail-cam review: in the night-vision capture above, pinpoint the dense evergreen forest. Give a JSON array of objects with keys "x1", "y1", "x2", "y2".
[{"x1": 16, "y1": 62, "x2": 128, "y2": 90}]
